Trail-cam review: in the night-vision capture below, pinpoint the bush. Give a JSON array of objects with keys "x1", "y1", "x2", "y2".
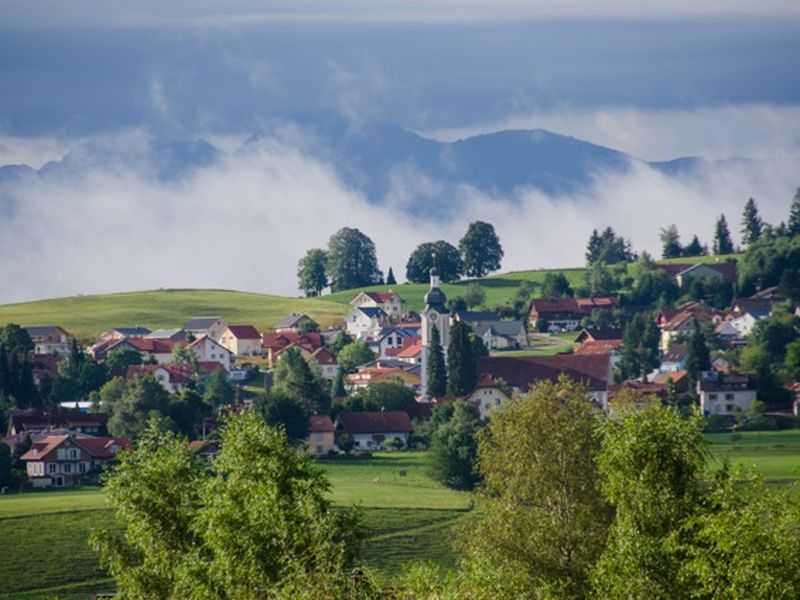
[{"x1": 704, "y1": 414, "x2": 735, "y2": 433}]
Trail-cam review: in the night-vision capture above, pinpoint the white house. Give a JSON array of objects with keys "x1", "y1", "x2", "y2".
[
  {"x1": 350, "y1": 291, "x2": 407, "y2": 320},
  {"x1": 182, "y1": 317, "x2": 229, "y2": 342},
  {"x1": 367, "y1": 326, "x2": 421, "y2": 358},
  {"x1": 24, "y1": 326, "x2": 74, "y2": 356},
  {"x1": 698, "y1": 371, "x2": 757, "y2": 416},
  {"x1": 730, "y1": 312, "x2": 759, "y2": 338},
  {"x1": 188, "y1": 335, "x2": 233, "y2": 371},
  {"x1": 345, "y1": 307, "x2": 388, "y2": 339},
  {"x1": 464, "y1": 374, "x2": 511, "y2": 420},
  {"x1": 335, "y1": 411, "x2": 413, "y2": 451},
  {"x1": 309, "y1": 347, "x2": 338, "y2": 380}
]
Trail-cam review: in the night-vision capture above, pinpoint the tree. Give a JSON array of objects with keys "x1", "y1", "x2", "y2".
[
  {"x1": 429, "y1": 401, "x2": 481, "y2": 491},
  {"x1": 447, "y1": 321, "x2": 476, "y2": 397},
  {"x1": 686, "y1": 319, "x2": 711, "y2": 390},
  {"x1": 203, "y1": 367, "x2": 236, "y2": 408},
  {"x1": 105, "y1": 348, "x2": 142, "y2": 372},
  {"x1": 297, "y1": 248, "x2": 328, "y2": 297},
  {"x1": 586, "y1": 227, "x2": 635, "y2": 265},
  {"x1": 0, "y1": 441, "x2": 13, "y2": 490},
  {"x1": 682, "y1": 234, "x2": 706, "y2": 257},
  {"x1": 426, "y1": 324, "x2": 447, "y2": 398},
  {"x1": 297, "y1": 318, "x2": 320, "y2": 334},
  {"x1": 406, "y1": 240, "x2": 464, "y2": 283},
  {"x1": 789, "y1": 188, "x2": 800, "y2": 236},
  {"x1": 346, "y1": 382, "x2": 416, "y2": 413},
  {"x1": 385, "y1": 266, "x2": 397, "y2": 285},
  {"x1": 462, "y1": 283, "x2": 486, "y2": 308},
  {"x1": 659, "y1": 224, "x2": 682, "y2": 259},
  {"x1": 741, "y1": 197, "x2": 763, "y2": 247},
  {"x1": 459, "y1": 377, "x2": 611, "y2": 597},
  {"x1": 328, "y1": 331, "x2": 353, "y2": 357},
  {"x1": 337, "y1": 432, "x2": 355, "y2": 454},
  {"x1": 712, "y1": 214, "x2": 734, "y2": 255},
  {"x1": 592, "y1": 405, "x2": 707, "y2": 598},
  {"x1": 330, "y1": 367, "x2": 346, "y2": 398},
  {"x1": 335, "y1": 341, "x2": 375, "y2": 373},
  {"x1": 1, "y1": 324, "x2": 33, "y2": 355},
  {"x1": 540, "y1": 271, "x2": 573, "y2": 298},
  {"x1": 78, "y1": 359, "x2": 108, "y2": 395},
  {"x1": 584, "y1": 261, "x2": 620, "y2": 296},
  {"x1": 257, "y1": 390, "x2": 310, "y2": 443},
  {"x1": 48, "y1": 374, "x2": 79, "y2": 409},
  {"x1": 459, "y1": 221, "x2": 503, "y2": 277},
  {"x1": 326, "y1": 227, "x2": 382, "y2": 292},
  {"x1": 172, "y1": 344, "x2": 198, "y2": 365},
  {"x1": 107, "y1": 376, "x2": 174, "y2": 438},
  {"x1": 16, "y1": 360, "x2": 37, "y2": 409},
  {"x1": 272, "y1": 347, "x2": 329, "y2": 413}
]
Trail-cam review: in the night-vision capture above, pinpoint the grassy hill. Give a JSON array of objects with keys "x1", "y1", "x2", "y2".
[{"x1": 0, "y1": 254, "x2": 741, "y2": 340}]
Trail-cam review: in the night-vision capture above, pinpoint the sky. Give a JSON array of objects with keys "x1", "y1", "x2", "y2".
[{"x1": 0, "y1": 2, "x2": 799, "y2": 302}]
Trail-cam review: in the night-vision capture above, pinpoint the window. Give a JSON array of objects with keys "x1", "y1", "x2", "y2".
[
  {"x1": 48, "y1": 463, "x2": 57, "y2": 474},
  {"x1": 68, "y1": 448, "x2": 79, "y2": 460},
  {"x1": 316, "y1": 433, "x2": 323, "y2": 441},
  {"x1": 316, "y1": 445, "x2": 323, "y2": 454},
  {"x1": 63, "y1": 463, "x2": 71, "y2": 473},
  {"x1": 708, "y1": 394, "x2": 718, "y2": 401},
  {"x1": 725, "y1": 393, "x2": 735, "y2": 401},
  {"x1": 726, "y1": 404, "x2": 735, "y2": 413},
  {"x1": 79, "y1": 463, "x2": 87, "y2": 473}
]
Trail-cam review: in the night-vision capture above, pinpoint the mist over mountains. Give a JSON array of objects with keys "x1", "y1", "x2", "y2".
[{"x1": 0, "y1": 119, "x2": 756, "y2": 219}]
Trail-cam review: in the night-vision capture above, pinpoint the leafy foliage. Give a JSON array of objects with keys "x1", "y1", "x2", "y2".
[
  {"x1": 257, "y1": 389, "x2": 310, "y2": 443},
  {"x1": 462, "y1": 283, "x2": 486, "y2": 308},
  {"x1": 0, "y1": 323, "x2": 33, "y2": 355},
  {"x1": 297, "y1": 248, "x2": 328, "y2": 296},
  {"x1": 429, "y1": 401, "x2": 482, "y2": 491},
  {"x1": 660, "y1": 224, "x2": 682, "y2": 259},
  {"x1": 326, "y1": 227, "x2": 382, "y2": 292},
  {"x1": 539, "y1": 271, "x2": 573, "y2": 298},
  {"x1": 459, "y1": 221, "x2": 503, "y2": 277},
  {"x1": 272, "y1": 347, "x2": 330, "y2": 413},
  {"x1": 586, "y1": 226, "x2": 635, "y2": 265},
  {"x1": 406, "y1": 240, "x2": 463, "y2": 283},
  {"x1": 426, "y1": 324, "x2": 447, "y2": 398},
  {"x1": 336, "y1": 340, "x2": 375, "y2": 373}
]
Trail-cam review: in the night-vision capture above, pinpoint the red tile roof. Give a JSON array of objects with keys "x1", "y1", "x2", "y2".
[
  {"x1": 309, "y1": 414, "x2": 335, "y2": 433},
  {"x1": 226, "y1": 325, "x2": 261, "y2": 340},
  {"x1": 21, "y1": 434, "x2": 129, "y2": 461},
  {"x1": 125, "y1": 337, "x2": 178, "y2": 354},
  {"x1": 336, "y1": 411, "x2": 413, "y2": 434},
  {"x1": 575, "y1": 340, "x2": 622, "y2": 355},
  {"x1": 261, "y1": 331, "x2": 323, "y2": 351},
  {"x1": 396, "y1": 341, "x2": 423, "y2": 358},
  {"x1": 310, "y1": 347, "x2": 337, "y2": 365},
  {"x1": 476, "y1": 354, "x2": 610, "y2": 392},
  {"x1": 529, "y1": 297, "x2": 619, "y2": 318}
]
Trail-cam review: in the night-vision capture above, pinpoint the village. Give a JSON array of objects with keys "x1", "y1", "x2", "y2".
[{"x1": 3, "y1": 250, "x2": 798, "y2": 491}]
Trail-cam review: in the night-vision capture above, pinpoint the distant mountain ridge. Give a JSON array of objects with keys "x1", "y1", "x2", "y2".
[{"x1": 0, "y1": 118, "x2": 759, "y2": 218}]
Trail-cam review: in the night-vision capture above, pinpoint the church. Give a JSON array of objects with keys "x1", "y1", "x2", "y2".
[{"x1": 421, "y1": 266, "x2": 450, "y2": 399}]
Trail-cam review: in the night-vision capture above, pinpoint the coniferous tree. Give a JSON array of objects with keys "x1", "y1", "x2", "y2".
[
  {"x1": 447, "y1": 321, "x2": 476, "y2": 397},
  {"x1": 426, "y1": 324, "x2": 447, "y2": 398},
  {"x1": 686, "y1": 320, "x2": 711, "y2": 398},
  {"x1": 385, "y1": 267, "x2": 397, "y2": 285},
  {"x1": 586, "y1": 229, "x2": 602, "y2": 265},
  {"x1": 682, "y1": 235, "x2": 706, "y2": 257},
  {"x1": 741, "y1": 197, "x2": 763, "y2": 247},
  {"x1": 331, "y1": 368, "x2": 346, "y2": 398},
  {"x1": 8, "y1": 353, "x2": 20, "y2": 401},
  {"x1": 712, "y1": 214, "x2": 734, "y2": 255},
  {"x1": 788, "y1": 188, "x2": 800, "y2": 236},
  {"x1": 0, "y1": 344, "x2": 8, "y2": 396},
  {"x1": 17, "y1": 360, "x2": 37, "y2": 410}
]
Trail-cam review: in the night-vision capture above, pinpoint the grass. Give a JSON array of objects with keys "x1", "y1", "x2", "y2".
[{"x1": 705, "y1": 429, "x2": 800, "y2": 487}]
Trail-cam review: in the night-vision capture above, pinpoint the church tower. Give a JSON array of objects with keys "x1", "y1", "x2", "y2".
[{"x1": 421, "y1": 266, "x2": 450, "y2": 399}]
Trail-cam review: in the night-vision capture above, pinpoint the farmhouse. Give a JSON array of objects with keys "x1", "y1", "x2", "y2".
[
  {"x1": 182, "y1": 316, "x2": 229, "y2": 342},
  {"x1": 657, "y1": 261, "x2": 737, "y2": 287},
  {"x1": 219, "y1": 325, "x2": 262, "y2": 357},
  {"x1": 6, "y1": 411, "x2": 109, "y2": 437},
  {"x1": 262, "y1": 331, "x2": 323, "y2": 367},
  {"x1": 24, "y1": 326, "x2": 74, "y2": 356},
  {"x1": 98, "y1": 327, "x2": 152, "y2": 342},
  {"x1": 274, "y1": 313, "x2": 315, "y2": 333},
  {"x1": 529, "y1": 297, "x2": 619, "y2": 332},
  {"x1": 335, "y1": 411, "x2": 413, "y2": 451},
  {"x1": 350, "y1": 290, "x2": 407, "y2": 320},
  {"x1": 346, "y1": 306, "x2": 389, "y2": 339},
  {"x1": 187, "y1": 335, "x2": 233, "y2": 371},
  {"x1": 698, "y1": 371, "x2": 758, "y2": 416},
  {"x1": 21, "y1": 434, "x2": 129, "y2": 488}
]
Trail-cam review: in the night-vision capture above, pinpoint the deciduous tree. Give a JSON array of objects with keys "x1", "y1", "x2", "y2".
[
  {"x1": 406, "y1": 240, "x2": 463, "y2": 283},
  {"x1": 429, "y1": 401, "x2": 481, "y2": 491},
  {"x1": 459, "y1": 221, "x2": 503, "y2": 277},
  {"x1": 326, "y1": 227, "x2": 382, "y2": 292},
  {"x1": 297, "y1": 248, "x2": 328, "y2": 297}
]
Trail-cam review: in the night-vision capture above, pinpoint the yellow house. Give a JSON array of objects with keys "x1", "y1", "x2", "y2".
[
  {"x1": 305, "y1": 415, "x2": 335, "y2": 456},
  {"x1": 219, "y1": 325, "x2": 262, "y2": 357}
]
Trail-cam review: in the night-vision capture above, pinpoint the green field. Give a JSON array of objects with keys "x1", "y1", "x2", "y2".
[
  {"x1": 706, "y1": 429, "x2": 800, "y2": 487},
  {"x1": 0, "y1": 452, "x2": 469, "y2": 599},
  {"x1": 0, "y1": 253, "x2": 741, "y2": 340}
]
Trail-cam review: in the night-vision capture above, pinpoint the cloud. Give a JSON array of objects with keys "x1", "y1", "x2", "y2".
[
  {"x1": 425, "y1": 104, "x2": 800, "y2": 162},
  {"x1": 4, "y1": 1, "x2": 800, "y2": 28},
  {"x1": 0, "y1": 127, "x2": 798, "y2": 305}
]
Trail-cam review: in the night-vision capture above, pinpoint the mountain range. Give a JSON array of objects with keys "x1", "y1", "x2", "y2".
[{"x1": 0, "y1": 117, "x2": 756, "y2": 219}]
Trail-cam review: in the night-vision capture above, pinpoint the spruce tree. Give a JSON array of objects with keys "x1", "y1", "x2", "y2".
[
  {"x1": 17, "y1": 360, "x2": 37, "y2": 410},
  {"x1": 0, "y1": 344, "x2": 8, "y2": 396},
  {"x1": 686, "y1": 320, "x2": 711, "y2": 398},
  {"x1": 712, "y1": 214, "x2": 734, "y2": 255},
  {"x1": 447, "y1": 321, "x2": 476, "y2": 397},
  {"x1": 331, "y1": 368, "x2": 346, "y2": 398},
  {"x1": 741, "y1": 197, "x2": 763, "y2": 246},
  {"x1": 426, "y1": 324, "x2": 447, "y2": 398},
  {"x1": 659, "y1": 225, "x2": 682, "y2": 259},
  {"x1": 788, "y1": 188, "x2": 800, "y2": 236},
  {"x1": 386, "y1": 267, "x2": 397, "y2": 285}
]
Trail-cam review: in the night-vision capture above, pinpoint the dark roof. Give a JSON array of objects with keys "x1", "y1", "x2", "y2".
[
  {"x1": 24, "y1": 325, "x2": 67, "y2": 337},
  {"x1": 657, "y1": 261, "x2": 737, "y2": 281},
  {"x1": 183, "y1": 317, "x2": 225, "y2": 331},
  {"x1": 476, "y1": 354, "x2": 609, "y2": 392},
  {"x1": 109, "y1": 327, "x2": 151, "y2": 337},
  {"x1": 274, "y1": 314, "x2": 311, "y2": 330},
  {"x1": 474, "y1": 320, "x2": 526, "y2": 337},
  {"x1": 355, "y1": 306, "x2": 388, "y2": 319},
  {"x1": 226, "y1": 325, "x2": 261, "y2": 340},
  {"x1": 699, "y1": 372, "x2": 756, "y2": 392},
  {"x1": 529, "y1": 297, "x2": 619, "y2": 318},
  {"x1": 575, "y1": 328, "x2": 624, "y2": 343},
  {"x1": 662, "y1": 344, "x2": 689, "y2": 362},
  {"x1": 733, "y1": 298, "x2": 773, "y2": 318},
  {"x1": 336, "y1": 411, "x2": 413, "y2": 434},
  {"x1": 455, "y1": 311, "x2": 501, "y2": 323},
  {"x1": 309, "y1": 415, "x2": 335, "y2": 433},
  {"x1": 7, "y1": 411, "x2": 109, "y2": 436},
  {"x1": 145, "y1": 328, "x2": 187, "y2": 340}
]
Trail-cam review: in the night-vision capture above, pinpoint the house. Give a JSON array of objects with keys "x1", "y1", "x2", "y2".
[
  {"x1": 187, "y1": 439, "x2": 221, "y2": 460},
  {"x1": 732, "y1": 298, "x2": 773, "y2": 320},
  {"x1": 472, "y1": 320, "x2": 527, "y2": 350},
  {"x1": 658, "y1": 311, "x2": 698, "y2": 351},
  {"x1": 574, "y1": 339, "x2": 622, "y2": 372},
  {"x1": 187, "y1": 335, "x2": 233, "y2": 371},
  {"x1": 262, "y1": 331, "x2": 323, "y2": 367},
  {"x1": 367, "y1": 325, "x2": 421, "y2": 358},
  {"x1": 6, "y1": 411, "x2": 109, "y2": 437},
  {"x1": 345, "y1": 306, "x2": 389, "y2": 339},
  {"x1": 21, "y1": 433, "x2": 129, "y2": 488},
  {"x1": 651, "y1": 370, "x2": 690, "y2": 395},
  {"x1": 574, "y1": 328, "x2": 623, "y2": 344},
  {"x1": 472, "y1": 354, "x2": 611, "y2": 418},
  {"x1": 309, "y1": 347, "x2": 339, "y2": 379},
  {"x1": 660, "y1": 344, "x2": 689, "y2": 372},
  {"x1": 127, "y1": 362, "x2": 226, "y2": 394},
  {"x1": 122, "y1": 337, "x2": 179, "y2": 364},
  {"x1": 698, "y1": 371, "x2": 757, "y2": 416},
  {"x1": 657, "y1": 261, "x2": 737, "y2": 287},
  {"x1": 714, "y1": 320, "x2": 744, "y2": 346},
  {"x1": 24, "y1": 326, "x2": 74, "y2": 356},
  {"x1": 306, "y1": 415, "x2": 336, "y2": 456},
  {"x1": 394, "y1": 340, "x2": 423, "y2": 365},
  {"x1": 728, "y1": 312, "x2": 760, "y2": 339},
  {"x1": 345, "y1": 366, "x2": 421, "y2": 392},
  {"x1": 145, "y1": 328, "x2": 187, "y2": 341},
  {"x1": 463, "y1": 374, "x2": 512, "y2": 419},
  {"x1": 529, "y1": 297, "x2": 619, "y2": 332},
  {"x1": 609, "y1": 380, "x2": 669, "y2": 407},
  {"x1": 98, "y1": 327, "x2": 152, "y2": 342},
  {"x1": 335, "y1": 411, "x2": 413, "y2": 451},
  {"x1": 182, "y1": 317, "x2": 229, "y2": 342},
  {"x1": 274, "y1": 313, "x2": 315, "y2": 333},
  {"x1": 219, "y1": 325, "x2": 262, "y2": 357},
  {"x1": 350, "y1": 290, "x2": 407, "y2": 320}
]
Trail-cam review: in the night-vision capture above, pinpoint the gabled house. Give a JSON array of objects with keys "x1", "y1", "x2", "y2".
[
  {"x1": 187, "y1": 439, "x2": 221, "y2": 460},
  {"x1": 658, "y1": 311, "x2": 698, "y2": 352},
  {"x1": 309, "y1": 347, "x2": 338, "y2": 379},
  {"x1": 127, "y1": 363, "x2": 226, "y2": 394},
  {"x1": 714, "y1": 320, "x2": 745, "y2": 346},
  {"x1": 182, "y1": 317, "x2": 229, "y2": 342},
  {"x1": 345, "y1": 366, "x2": 421, "y2": 392},
  {"x1": 335, "y1": 411, "x2": 413, "y2": 451},
  {"x1": 6, "y1": 411, "x2": 109, "y2": 437},
  {"x1": 98, "y1": 327, "x2": 152, "y2": 342},
  {"x1": 21, "y1": 434, "x2": 129, "y2": 488},
  {"x1": 472, "y1": 354, "x2": 611, "y2": 418},
  {"x1": 574, "y1": 328, "x2": 623, "y2": 344},
  {"x1": 306, "y1": 415, "x2": 335, "y2": 456},
  {"x1": 121, "y1": 337, "x2": 178, "y2": 364},
  {"x1": 394, "y1": 340, "x2": 423, "y2": 365},
  {"x1": 367, "y1": 325, "x2": 421, "y2": 358},
  {"x1": 219, "y1": 325, "x2": 262, "y2": 357},
  {"x1": 345, "y1": 306, "x2": 389, "y2": 339},
  {"x1": 472, "y1": 320, "x2": 527, "y2": 350},
  {"x1": 262, "y1": 331, "x2": 323, "y2": 367},
  {"x1": 574, "y1": 339, "x2": 622, "y2": 371},
  {"x1": 660, "y1": 344, "x2": 689, "y2": 372},
  {"x1": 657, "y1": 261, "x2": 737, "y2": 287},
  {"x1": 698, "y1": 371, "x2": 757, "y2": 416},
  {"x1": 24, "y1": 326, "x2": 74, "y2": 356},
  {"x1": 145, "y1": 328, "x2": 187, "y2": 341},
  {"x1": 529, "y1": 297, "x2": 619, "y2": 332},
  {"x1": 187, "y1": 335, "x2": 233, "y2": 371},
  {"x1": 350, "y1": 290, "x2": 407, "y2": 320},
  {"x1": 274, "y1": 313, "x2": 314, "y2": 333},
  {"x1": 463, "y1": 374, "x2": 511, "y2": 419}
]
